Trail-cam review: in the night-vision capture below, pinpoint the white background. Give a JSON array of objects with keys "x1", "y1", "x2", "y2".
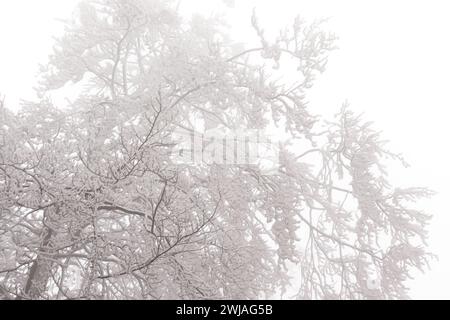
[{"x1": 0, "y1": 0, "x2": 448, "y2": 299}]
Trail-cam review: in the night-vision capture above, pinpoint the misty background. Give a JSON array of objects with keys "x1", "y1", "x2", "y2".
[{"x1": 0, "y1": 0, "x2": 448, "y2": 299}]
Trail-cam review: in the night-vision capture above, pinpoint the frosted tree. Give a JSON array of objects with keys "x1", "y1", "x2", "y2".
[{"x1": 0, "y1": 0, "x2": 432, "y2": 300}]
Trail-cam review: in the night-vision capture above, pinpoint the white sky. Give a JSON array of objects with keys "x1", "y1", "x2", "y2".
[{"x1": 0, "y1": 0, "x2": 449, "y2": 299}]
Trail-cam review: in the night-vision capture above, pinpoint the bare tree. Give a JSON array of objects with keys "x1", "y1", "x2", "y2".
[{"x1": 0, "y1": 0, "x2": 432, "y2": 300}]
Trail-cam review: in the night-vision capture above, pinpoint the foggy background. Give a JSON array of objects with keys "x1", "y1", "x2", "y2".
[{"x1": 0, "y1": 0, "x2": 448, "y2": 299}]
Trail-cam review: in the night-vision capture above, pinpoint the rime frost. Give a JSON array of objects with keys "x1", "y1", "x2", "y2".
[{"x1": 0, "y1": 0, "x2": 432, "y2": 300}]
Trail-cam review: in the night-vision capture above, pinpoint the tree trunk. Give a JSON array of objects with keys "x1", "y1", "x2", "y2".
[{"x1": 21, "y1": 209, "x2": 56, "y2": 300}]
